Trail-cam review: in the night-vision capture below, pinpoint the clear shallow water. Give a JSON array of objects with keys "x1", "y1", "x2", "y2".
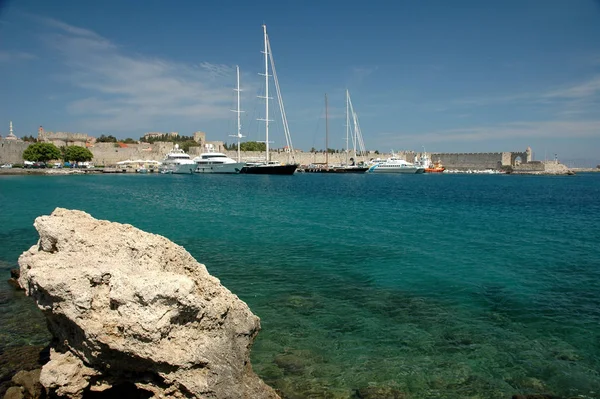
[{"x1": 1, "y1": 173, "x2": 599, "y2": 398}]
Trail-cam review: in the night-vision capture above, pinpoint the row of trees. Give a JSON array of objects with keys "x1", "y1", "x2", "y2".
[
  {"x1": 22, "y1": 143, "x2": 93, "y2": 163},
  {"x1": 97, "y1": 135, "x2": 138, "y2": 144},
  {"x1": 140, "y1": 134, "x2": 200, "y2": 152},
  {"x1": 139, "y1": 134, "x2": 195, "y2": 144},
  {"x1": 223, "y1": 141, "x2": 267, "y2": 152}
]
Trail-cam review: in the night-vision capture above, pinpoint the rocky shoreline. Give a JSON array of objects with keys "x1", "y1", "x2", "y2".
[
  {"x1": 6, "y1": 208, "x2": 279, "y2": 399},
  {"x1": 0, "y1": 169, "x2": 102, "y2": 176}
]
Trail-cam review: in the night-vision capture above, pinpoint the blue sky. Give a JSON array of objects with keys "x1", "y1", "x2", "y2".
[{"x1": 1, "y1": 0, "x2": 599, "y2": 164}]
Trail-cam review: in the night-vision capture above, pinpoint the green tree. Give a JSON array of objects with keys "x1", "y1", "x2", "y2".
[
  {"x1": 23, "y1": 142, "x2": 61, "y2": 163},
  {"x1": 63, "y1": 146, "x2": 94, "y2": 163},
  {"x1": 97, "y1": 134, "x2": 118, "y2": 143},
  {"x1": 180, "y1": 141, "x2": 200, "y2": 152},
  {"x1": 239, "y1": 141, "x2": 266, "y2": 152},
  {"x1": 21, "y1": 135, "x2": 37, "y2": 142},
  {"x1": 121, "y1": 138, "x2": 138, "y2": 144}
]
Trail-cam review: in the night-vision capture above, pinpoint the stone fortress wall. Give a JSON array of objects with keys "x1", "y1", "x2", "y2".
[
  {"x1": 89, "y1": 142, "x2": 175, "y2": 166},
  {"x1": 0, "y1": 128, "x2": 553, "y2": 172},
  {"x1": 426, "y1": 149, "x2": 532, "y2": 170},
  {"x1": 0, "y1": 139, "x2": 30, "y2": 164},
  {"x1": 38, "y1": 131, "x2": 89, "y2": 147}
]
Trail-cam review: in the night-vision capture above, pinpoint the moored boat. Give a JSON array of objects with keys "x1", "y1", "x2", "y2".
[
  {"x1": 425, "y1": 160, "x2": 446, "y2": 173},
  {"x1": 193, "y1": 145, "x2": 245, "y2": 174},
  {"x1": 240, "y1": 161, "x2": 297, "y2": 175},
  {"x1": 367, "y1": 157, "x2": 425, "y2": 174},
  {"x1": 240, "y1": 24, "x2": 298, "y2": 175},
  {"x1": 159, "y1": 144, "x2": 196, "y2": 174}
]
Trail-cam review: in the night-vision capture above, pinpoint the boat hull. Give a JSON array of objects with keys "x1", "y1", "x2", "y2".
[
  {"x1": 240, "y1": 164, "x2": 298, "y2": 175},
  {"x1": 160, "y1": 163, "x2": 196, "y2": 174},
  {"x1": 303, "y1": 166, "x2": 368, "y2": 173},
  {"x1": 425, "y1": 167, "x2": 446, "y2": 173},
  {"x1": 368, "y1": 165, "x2": 425, "y2": 174},
  {"x1": 195, "y1": 162, "x2": 245, "y2": 174}
]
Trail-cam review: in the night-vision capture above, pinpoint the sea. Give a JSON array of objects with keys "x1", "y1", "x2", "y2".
[{"x1": 1, "y1": 172, "x2": 599, "y2": 399}]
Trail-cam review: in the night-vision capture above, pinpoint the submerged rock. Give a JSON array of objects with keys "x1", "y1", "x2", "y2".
[{"x1": 17, "y1": 208, "x2": 279, "y2": 399}]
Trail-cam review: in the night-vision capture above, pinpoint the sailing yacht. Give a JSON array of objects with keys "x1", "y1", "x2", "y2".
[
  {"x1": 239, "y1": 25, "x2": 298, "y2": 175},
  {"x1": 159, "y1": 144, "x2": 196, "y2": 174},
  {"x1": 305, "y1": 93, "x2": 368, "y2": 174}
]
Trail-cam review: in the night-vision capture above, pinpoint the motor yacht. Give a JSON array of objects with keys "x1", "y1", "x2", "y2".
[
  {"x1": 192, "y1": 146, "x2": 245, "y2": 174},
  {"x1": 159, "y1": 144, "x2": 196, "y2": 174}
]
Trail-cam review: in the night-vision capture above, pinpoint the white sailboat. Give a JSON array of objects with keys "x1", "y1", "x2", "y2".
[{"x1": 240, "y1": 24, "x2": 298, "y2": 175}]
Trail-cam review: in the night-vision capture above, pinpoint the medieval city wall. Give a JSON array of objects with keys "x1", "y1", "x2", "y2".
[
  {"x1": 89, "y1": 142, "x2": 175, "y2": 166},
  {"x1": 429, "y1": 152, "x2": 506, "y2": 170},
  {"x1": 38, "y1": 132, "x2": 89, "y2": 147},
  {"x1": 0, "y1": 140, "x2": 30, "y2": 164},
  {"x1": 0, "y1": 138, "x2": 536, "y2": 171}
]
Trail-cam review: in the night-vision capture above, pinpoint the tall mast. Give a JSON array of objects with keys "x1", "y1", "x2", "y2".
[
  {"x1": 263, "y1": 24, "x2": 270, "y2": 162},
  {"x1": 237, "y1": 66, "x2": 241, "y2": 162},
  {"x1": 345, "y1": 90, "x2": 349, "y2": 165},
  {"x1": 229, "y1": 65, "x2": 244, "y2": 162},
  {"x1": 325, "y1": 93, "x2": 329, "y2": 169}
]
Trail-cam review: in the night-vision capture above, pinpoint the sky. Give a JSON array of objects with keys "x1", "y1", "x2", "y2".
[{"x1": 1, "y1": 0, "x2": 599, "y2": 165}]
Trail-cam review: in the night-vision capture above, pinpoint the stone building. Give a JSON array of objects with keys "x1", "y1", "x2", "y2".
[
  {"x1": 193, "y1": 131, "x2": 206, "y2": 143},
  {"x1": 37, "y1": 126, "x2": 88, "y2": 147}
]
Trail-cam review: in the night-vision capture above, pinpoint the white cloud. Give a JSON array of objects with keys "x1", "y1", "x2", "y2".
[
  {"x1": 378, "y1": 119, "x2": 600, "y2": 144},
  {"x1": 0, "y1": 50, "x2": 37, "y2": 62},
  {"x1": 451, "y1": 75, "x2": 600, "y2": 109},
  {"x1": 38, "y1": 17, "x2": 238, "y2": 132},
  {"x1": 543, "y1": 76, "x2": 600, "y2": 99},
  {"x1": 348, "y1": 66, "x2": 378, "y2": 85}
]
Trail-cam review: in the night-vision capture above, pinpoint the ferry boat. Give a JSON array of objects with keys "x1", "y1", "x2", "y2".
[
  {"x1": 159, "y1": 144, "x2": 196, "y2": 174},
  {"x1": 368, "y1": 156, "x2": 425, "y2": 174}
]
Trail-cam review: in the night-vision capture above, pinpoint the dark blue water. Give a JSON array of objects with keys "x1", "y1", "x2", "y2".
[{"x1": 1, "y1": 173, "x2": 599, "y2": 398}]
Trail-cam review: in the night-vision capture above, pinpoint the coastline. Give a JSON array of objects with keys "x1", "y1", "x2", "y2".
[
  {"x1": 0, "y1": 168, "x2": 104, "y2": 176},
  {"x1": 1, "y1": 167, "x2": 589, "y2": 176}
]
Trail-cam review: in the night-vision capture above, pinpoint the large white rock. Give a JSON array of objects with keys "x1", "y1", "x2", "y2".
[{"x1": 18, "y1": 208, "x2": 279, "y2": 399}]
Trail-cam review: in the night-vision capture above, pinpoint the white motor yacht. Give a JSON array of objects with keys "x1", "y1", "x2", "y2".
[
  {"x1": 367, "y1": 156, "x2": 425, "y2": 174},
  {"x1": 159, "y1": 144, "x2": 196, "y2": 174},
  {"x1": 192, "y1": 146, "x2": 245, "y2": 174}
]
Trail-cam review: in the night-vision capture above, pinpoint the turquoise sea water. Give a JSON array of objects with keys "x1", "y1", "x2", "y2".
[{"x1": 1, "y1": 173, "x2": 599, "y2": 398}]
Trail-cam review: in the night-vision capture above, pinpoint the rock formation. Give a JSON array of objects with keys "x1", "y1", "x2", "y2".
[{"x1": 17, "y1": 208, "x2": 279, "y2": 399}]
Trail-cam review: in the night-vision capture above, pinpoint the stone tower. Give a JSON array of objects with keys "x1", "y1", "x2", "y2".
[
  {"x1": 526, "y1": 146, "x2": 533, "y2": 163},
  {"x1": 6, "y1": 121, "x2": 18, "y2": 140}
]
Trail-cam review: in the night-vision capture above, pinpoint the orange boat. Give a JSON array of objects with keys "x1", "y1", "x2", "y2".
[{"x1": 425, "y1": 160, "x2": 446, "y2": 173}]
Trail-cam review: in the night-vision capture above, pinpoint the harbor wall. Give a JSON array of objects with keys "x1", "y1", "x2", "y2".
[
  {"x1": 429, "y1": 152, "x2": 506, "y2": 170},
  {"x1": 224, "y1": 151, "x2": 374, "y2": 166},
  {"x1": 0, "y1": 141, "x2": 540, "y2": 171},
  {"x1": 0, "y1": 140, "x2": 30, "y2": 164},
  {"x1": 88, "y1": 142, "x2": 175, "y2": 166}
]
